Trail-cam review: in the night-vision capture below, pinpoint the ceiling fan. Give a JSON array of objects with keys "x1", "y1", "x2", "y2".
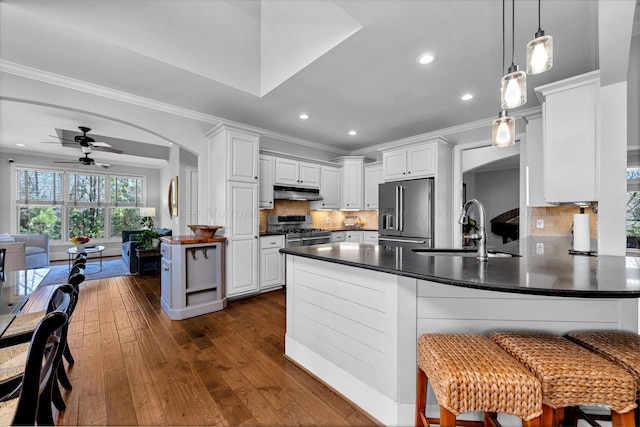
[
  {"x1": 54, "y1": 153, "x2": 111, "y2": 169},
  {"x1": 44, "y1": 126, "x2": 124, "y2": 154}
]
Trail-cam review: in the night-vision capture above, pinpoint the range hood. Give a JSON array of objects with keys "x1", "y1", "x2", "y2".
[{"x1": 273, "y1": 185, "x2": 323, "y2": 201}]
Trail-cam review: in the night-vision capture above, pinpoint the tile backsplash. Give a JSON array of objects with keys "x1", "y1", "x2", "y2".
[
  {"x1": 529, "y1": 206, "x2": 597, "y2": 237},
  {"x1": 258, "y1": 200, "x2": 378, "y2": 232}
]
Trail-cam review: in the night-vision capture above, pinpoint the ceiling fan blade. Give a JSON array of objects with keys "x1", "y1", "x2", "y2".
[
  {"x1": 49, "y1": 135, "x2": 75, "y2": 143},
  {"x1": 89, "y1": 141, "x2": 112, "y2": 147},
  {"x1": 94, "y1": 163, "x2": 111, "y2": 168},
  {"x1": 91, "y1": 146, "x2": 123, "y2": 154},
  {"x1": 53, "y1": 160, "x2": 82, "y2": 164}
]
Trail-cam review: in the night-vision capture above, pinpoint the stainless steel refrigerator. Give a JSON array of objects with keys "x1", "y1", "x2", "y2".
[{"x1": 378, "y1": 178, "x2": 434, "y2": 247}]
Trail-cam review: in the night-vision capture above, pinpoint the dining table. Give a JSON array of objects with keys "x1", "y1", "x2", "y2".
[{"x1": 0, "y1": 268, "x2": 50, "y2": 335}]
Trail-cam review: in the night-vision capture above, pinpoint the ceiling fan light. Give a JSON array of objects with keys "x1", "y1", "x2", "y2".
[
  {"x1": 527, "y1": 31, "x2": 553, "y2": 74},
  {"x1": 500, "y1": 64, "x2": 527, "y2": 109},
  {"x1": 492, "y1": 110, "x2": 515, "y2": 147}
]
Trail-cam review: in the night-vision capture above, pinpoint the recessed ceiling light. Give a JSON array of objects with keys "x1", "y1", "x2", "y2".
[
  {"x1": 417, "y1": 53, "x2": 436, "y2": 65},
  {"x1": 461, "y1": 93, "x2": 474, "y2": 101},
  {"x1": 348, "y1": 130, "x2": 357, "y2": 136},
  {"x1": 299, "y1": 113, "x2": 310, "y2": 120},
  {"x1": 15, "y1": 143, "x2": 25, "y2": 147}
]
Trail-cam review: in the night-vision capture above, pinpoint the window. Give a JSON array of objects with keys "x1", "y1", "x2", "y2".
[
  {"x1": 627, "y1": 168, "x2": 640, "y2": 241},
  {"x1": 15, "y1": 167, "x2": 145, "y2": 243}
]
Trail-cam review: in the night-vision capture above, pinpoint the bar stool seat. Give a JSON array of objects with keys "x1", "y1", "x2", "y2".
[
  {"x1": 416, "y1": 334, "x2": 542, "y2": 427},
  {"x1": 490, "y1": 332, "x2": 637, "y2": 427}
]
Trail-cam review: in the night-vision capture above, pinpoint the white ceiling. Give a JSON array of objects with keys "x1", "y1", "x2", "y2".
[{"x1": 0, "y1": 0, "x2": 636, "y2": 166}]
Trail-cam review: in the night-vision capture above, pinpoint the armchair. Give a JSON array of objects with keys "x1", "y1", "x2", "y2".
[
  {"x1": 121, "y1": 228, "x2": 171, "y2": 274},
  {"x1": 0, "y1": 233, "x2": 49, "y2": 270}
]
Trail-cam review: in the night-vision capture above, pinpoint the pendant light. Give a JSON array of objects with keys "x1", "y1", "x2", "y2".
[
  {"x1": 526, "y1": 0, "x2": 553, "y2": 74},
  {"x1": 500, "y1": 0, "x2": 526, "y2": 109},
  {"x1": 493, "y1": 0, "x2": 515, "y2": 147}
]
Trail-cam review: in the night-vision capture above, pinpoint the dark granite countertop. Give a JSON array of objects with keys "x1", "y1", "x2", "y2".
[{"x1": 280, "y1": 236, "x2": 640, "y2": 298}]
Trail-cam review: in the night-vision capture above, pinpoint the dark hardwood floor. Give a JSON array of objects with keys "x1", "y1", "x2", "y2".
[{"x1": 43, "y1": 273, "x2": 380, "y2": 426}]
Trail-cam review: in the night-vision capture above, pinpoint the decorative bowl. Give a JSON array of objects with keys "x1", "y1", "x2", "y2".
[{"x1": 188, "y1": 225, "x2": 223, "y2": 238}]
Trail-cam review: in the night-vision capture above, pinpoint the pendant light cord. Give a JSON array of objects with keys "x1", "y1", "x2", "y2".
[
  {"x1": 502, "y1": 0, "x2": 505, "y2": 73},
  {"x1": 511, "y1": 0, "x2": 515, "y2": 66},
  {"x1": 538, "y1": 0, "x2": 542, "y2": 31}
]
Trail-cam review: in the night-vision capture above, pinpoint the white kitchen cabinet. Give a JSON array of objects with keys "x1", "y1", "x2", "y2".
[
  {"x1": 274, "y1": 157, "x2": 320, "y2": 188},
  {"x1": 331, "y1": 231, "x2": 346, "y2": 242},
  {"x1": 535, "y1": 71, "x2": 599, "y2": 203},
  {"x1": 364, "y1": 231, "x2": 379, "y2": 243},
  {"x1": 260, "y1": 235, "x2": 284, "y2": 290},
  {"x1": 364, "y1": 162, "x2": 383, "y2": 209},
  {"x1": 382, "y1": 142, "x2": 435, "y2": 182},
  {"x1": 336, "y1": 156, "x2": 364, "y2": 210},
  {"x1": 524, "y1": 114, "x2": 555, "y2": 207},
  {"x1": 310, "y1": 165, "x2": 341, "y2": 210},
  {"x1": 208, "y1": 126, "x2": 260, "y2": 300},
  {"x1": 160, "y1": 239, "x2": 226, "y2": 320},
  {"x1": 345, "y1": 230, "x2": 364, "y2": 243},
  {"x1": 227, "y1": 130, "x2": 259, "y2": 183},
  {"x1": 259, "y1": 154, "x2": 274, "y2": 209}
]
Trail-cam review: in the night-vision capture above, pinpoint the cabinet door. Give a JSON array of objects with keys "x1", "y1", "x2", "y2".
[
  {"x1": 345, "y1": 231, "x2": 364, "y2": 243},
  {"x1": 160, "y1": 258, "x2": 171, "y2": 308},
  {"x1": 259, "y1": 155, "x2": 274, "y2": 209},
  {"x1": 382, "y1": 149, "x2": 407, "y2": 181},
  {"x1": 407, "y1": 143, "x2": 435, "y2": 178},
  {"x1": 341, "y1": 161, "x2": 363, "y2": 209},
  {"x1": 227, "y1": 182, "x2": 258, "y2": 238},
  {"x1": 525, "y1": 115, "x2": 555, "y2": 207},
  {"x1": 261, "y1": 247, "x2": 284, "y2": 290},
  {"x1": 274, "y1": 158, "x2": 300, "y2": 186},
  {"x1": 298, "y1": 162, "x2": 320, "y2": 188},
  {"x1": 544, "y1": 83, "x2": 597, "y2": 202},
  {"x1": 228, "y1": 131, "x2": 259, "y2": 183},
  {"x1": 227, "y1": 238, "x2": 259, "y2": 297},
  {"x1": 364, "y1": 231, "x2": 379, "y2": 243},
  {"x1": 364, "y1": 163, "x2": 383, "y2": 209},
  {"x1": 312, "y1": 166, "x2": 341, "y2": 209}
]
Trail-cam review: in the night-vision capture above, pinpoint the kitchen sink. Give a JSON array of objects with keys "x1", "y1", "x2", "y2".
[{"x1": 411, "y1": 248, "x2": 521, "y2": 258}]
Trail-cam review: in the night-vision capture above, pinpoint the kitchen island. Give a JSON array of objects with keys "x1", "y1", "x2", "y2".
[{"x1": 281, "y1": 237, "x2": 640, "y2": 426}]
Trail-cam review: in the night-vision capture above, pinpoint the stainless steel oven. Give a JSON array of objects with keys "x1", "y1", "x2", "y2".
[{"x1": 267, "y1": 215, "x2": 331, "y2": 247}]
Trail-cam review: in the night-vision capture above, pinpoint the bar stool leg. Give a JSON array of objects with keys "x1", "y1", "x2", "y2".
[
  {"x1": 541, "y1": 405, "x2": 555, "y2": 427},
  {"x1": 416, "y1": 367, "x2": 427, "y2": 427},
  {"x1": 522, "y1": 416, "x2": 541, "y2": 427},
  {"x1": 439, "y1": 406, "x2": 456, "y2": 427},
  {"x1": 611, "y1": 410, "x2": 635, "y2": 427}
]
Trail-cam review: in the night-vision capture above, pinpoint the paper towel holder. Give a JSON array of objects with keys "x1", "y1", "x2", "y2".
[{"x1": 574, "y1": 201, "x2": 598, "y2": 214}]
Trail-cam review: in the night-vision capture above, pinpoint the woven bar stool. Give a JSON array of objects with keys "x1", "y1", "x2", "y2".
[
  {"x1": 490, "y1": 332, "x2": 637, "y2": 427},
  {"x1": 566, "y1": 331, "x2": 640, "y2": 426},
  {"x1": 416, "y1": 334, "x2": 542, "y2": 427}
]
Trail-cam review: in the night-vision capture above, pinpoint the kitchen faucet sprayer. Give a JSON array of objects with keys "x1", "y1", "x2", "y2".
[{"x1": 459, "y1": 199, "x2": 488, "y2": 261}]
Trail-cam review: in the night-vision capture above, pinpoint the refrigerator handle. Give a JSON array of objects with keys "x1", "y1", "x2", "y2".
[
  {"x1": 399, "y1": 185, "x2": 404, "y2": 231},
  {"x1": 394, "y1": 185, "x2": 400, "y2": 231}
]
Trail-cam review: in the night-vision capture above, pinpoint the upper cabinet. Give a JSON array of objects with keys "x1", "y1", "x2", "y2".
[
  {"x1": 310, "y1": 165, "x2": 341, "y2": 210},
  {"x1": 534, "y1": 71, "x2": 599, "y2": 203},
  {"x1": 259, "y1": 154, "x2": 274, "y2": 209},
  {"x1": 382, "y1": 142, "x2": 435, "y2": 181},
  {"x1": 336, "y1": 157, "x2": 364, "y2": 210},
  {"x1": 227, "y1": 130, "x2": 259, "y2": 183},
  {"x1": 364, "y1": 162, "x2": 383, "y2": 210},
  {"x1": 274, "y1": 157, "x2": 320, "y2": 188}
]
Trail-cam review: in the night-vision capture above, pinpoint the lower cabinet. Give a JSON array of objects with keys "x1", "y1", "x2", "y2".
[
  {"x1": 345, "y1": 230, "x2": 364, "y2": 243},
  {"x1": 364, "y1": 231, "x2": 379, "y2": 243},
  {"x1": 331, "y1": 231, "x2": 346, "y2": 242},
  {"x1": 160, "y1": 240, "x2": 227, "y2": 320},
  {"x1": 227, "y1": 238, "x2": 259, "y2": 297},
  {"x1": 260, "y1": 235, "x2": 285, "y2": 290}
]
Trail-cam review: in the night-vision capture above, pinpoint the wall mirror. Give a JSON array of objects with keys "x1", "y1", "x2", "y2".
[{"x1": 168, "y1": 176, "x2": 178, "y2": 218}]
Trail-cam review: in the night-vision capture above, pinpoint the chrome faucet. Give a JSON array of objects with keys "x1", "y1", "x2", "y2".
[{"x1": 458, "y1": 199, "x2": 488, "y2": 261}]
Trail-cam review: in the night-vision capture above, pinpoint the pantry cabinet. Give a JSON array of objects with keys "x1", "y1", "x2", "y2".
[
  {"x1": 274, "y1": 157, "x2": 320, "y2": 188},
  {"x1": 534, "y1": 71, "x2": 599, "y2": 203}
]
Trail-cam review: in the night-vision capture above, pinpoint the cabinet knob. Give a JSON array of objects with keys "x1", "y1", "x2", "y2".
[
  {"x1": 255, "y1": 236, "x2": 258, "y2": 239},
  {"x1": 255, "y1": 176, "x2": 258, "y2": 180},
  {"x1": 163, "y1": 267, "x2": 169, "y2": 271},
  {"x1": 408, "y1": 171, "x2": 411, "y2": 174},
  {"x1": 403, "y1": 172, "x2": 406, "y2": 175}
]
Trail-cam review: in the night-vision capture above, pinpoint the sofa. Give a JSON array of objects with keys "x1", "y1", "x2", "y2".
[
  {"x1": 0, "y1": 233, "x2": 50, "y2": 269},
  {"x1": 122, "y1": 228, "x2": 172, "y2": 274}
]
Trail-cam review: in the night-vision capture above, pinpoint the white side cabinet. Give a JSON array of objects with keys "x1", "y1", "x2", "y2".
[
  {"x1": 259, "y1": 154, "x2": 274, "y2": 209},
  {"x1": 227, "y1": 130, "x2": 259, "y2": 183},
  {"x1": 260, "y1": 235, "x2": 284, "y2": 290},
  {"x1": 382, "y1": 142, "x2": 435, "y2": 182},
  {"x1": 535, "y1": 71, "x2": 599, "y2": 203},
  {"x1": 364, "y1": 162, "x2": 383, "y2": 209},
  {"x1": 345, "y1": 230, "x2": 364, "y2": 243},
  {"x1": 274, "y1": 157, "x2": 320, "y2": 188},
  {"x1": 310, "y1": 165, "x2": 341, "y2": 210},
  {"x1": 160, "y1": 239, "x2": 227, "y2": 320},
  {"x1": 336, "y1": 156, "x2": 364, "y2": 210}
]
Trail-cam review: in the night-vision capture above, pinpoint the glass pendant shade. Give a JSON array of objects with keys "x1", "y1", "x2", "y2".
[
  {"x1": 500, "y1": 64, "x2": 527, "y2": 109},
  {"x1": 527, "y1": 31, "x2": 553, "y2": 74},
  {"x1": 492, "y1": 110, "x2": 515, "y2": 147}
]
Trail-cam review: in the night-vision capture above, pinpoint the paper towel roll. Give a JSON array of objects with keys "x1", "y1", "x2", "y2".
[{"x1": 573, "y1": 213, "x2": 590, "y2": 252}]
